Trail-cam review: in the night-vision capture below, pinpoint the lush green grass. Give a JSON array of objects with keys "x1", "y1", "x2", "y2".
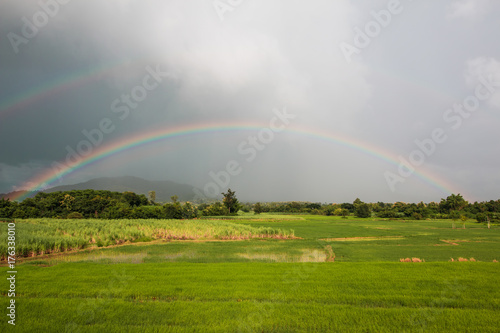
[
  {"x1": 7, "y1": 215, "x2": 499, "y2": 264},
  {"x1": 1, "y1": 214, "x2": 499, "y2": 332},
  {"x1": 2, "y1": 262, "x2": 499, "y2": 332},
  {"x1": 234, "y1": 215, "x2": 500, "y2": 262}
]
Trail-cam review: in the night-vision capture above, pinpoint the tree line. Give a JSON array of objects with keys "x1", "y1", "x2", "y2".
[
  {"x1": 251, "y1": 194, "x2": 500, "y2": 223},
  {"x1": 0, "y1": 189, "x2": 240, "y2": 220},
  {"x1": 0, "y1": 190, "x2": 498, "y2": 223}
]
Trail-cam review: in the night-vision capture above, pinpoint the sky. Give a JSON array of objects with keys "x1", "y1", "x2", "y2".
[{"x1": 0, "y1": 0, "x2": 499, "y2": 203}]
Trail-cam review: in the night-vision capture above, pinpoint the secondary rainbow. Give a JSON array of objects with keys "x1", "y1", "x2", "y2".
[
  {"x1": 12, "y1": 123, "x2": 460, "y2": 201},
  {"x1": 0, "y1": 58, "x2": 148, "y2": 119}
]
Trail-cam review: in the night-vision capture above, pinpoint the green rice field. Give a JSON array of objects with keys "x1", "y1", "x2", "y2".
[{"x1": 1, "y1": 215, "x2": 499, "y2": 332}]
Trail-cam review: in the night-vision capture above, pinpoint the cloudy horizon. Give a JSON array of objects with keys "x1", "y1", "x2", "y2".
[{"x1": 1, "y1": 0, "x2": 499, "y2": 203}]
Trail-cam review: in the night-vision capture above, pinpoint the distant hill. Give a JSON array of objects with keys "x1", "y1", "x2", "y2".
[
  {"x1": 1, "y1": 176, "x2": 200, "y2": 203},
  {"x1": 44, "y1": 176, "x2": 198, "y2": 202}
]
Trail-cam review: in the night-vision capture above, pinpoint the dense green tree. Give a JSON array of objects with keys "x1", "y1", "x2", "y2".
[
  {"x1": 355, "y1": 203, "x2": 371, "y2": 218},
  {"x1": 440, "y1": 194, "x2": 467, "y2": 213},
  {"x1": 0, "y1": 198, "x2": 16, "y2": 218},
  {"x1": 182, "y1": 202, "x2": 198, "y2": 219},
  {"x1": 163, "y1": 202, "x2": 184, "y2": 219},
  {"x1": 122, "y1": 192, "x2": 148, "y2": 207},
  {"x1": 306, "y1": 203, "x2": 321, "y2": 210},
  {"x1": 222, "y1": 189, "x2": 240, "y2": 214},
  {"x1": 476, "y1": 213, "x2": 488, "y2": 223},
  {"x1": 253, "y1": 202, "x2": 263, "y2": 215},
  {"x1": 340, "y1": 203, "x2": 355, "y2": 213}
]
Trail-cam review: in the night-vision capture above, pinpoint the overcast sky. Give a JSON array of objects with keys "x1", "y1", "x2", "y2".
[{"x1": 1, "y1": 0, "x2": 499, "y2": 203}]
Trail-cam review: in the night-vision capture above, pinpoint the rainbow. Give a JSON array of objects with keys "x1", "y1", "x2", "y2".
[
  {"x1": 12, "y1": 122, "x2": 461, "y2": 201},
  {"x1": 0, "y1": 58, "x2": 147, "y2": 119},
  {"x1": 1, "y1": 58, "x2": 464, "y2": 201}
]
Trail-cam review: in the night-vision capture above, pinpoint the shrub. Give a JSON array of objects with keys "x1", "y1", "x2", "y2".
[
  {"x1": 377, "y1": 210, "x2": 397, "y2": 218},
  {"x1": 163, "y1": 203, "x2": 184, "y2": 219},
  {"x1": 412, "y1": 212, "x2": 423, "y2": 220},
  {"x1": 476, "y1": 213, "x2": 487, "y2": 223},
  {"x1": 12, "y1": 209, "x2": 26, "y2": 219},
  {"x1": 253, "y1": 203, "x2": 263, "y2": 215},
  {"x1": 67, "y1": 212, "x2": 84, "y2": 219},
  {"x1": 202, "y1": 202, "x2": 230, "y2": 216}
]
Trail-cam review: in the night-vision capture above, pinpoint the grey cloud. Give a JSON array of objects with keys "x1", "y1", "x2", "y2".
[{"x1": 0, "y1": 0, "x2": 499, "y2": 202}]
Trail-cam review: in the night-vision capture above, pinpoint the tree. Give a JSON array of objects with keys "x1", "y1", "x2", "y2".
[
  {"x1": 122, "y1": 192, "x2": 143, "y2": 207},
  {"x1": 460, "y1": 214, "x2": 467, "y2": 229},
  {"x1": 353, "y1": 198, "x2": 363, "y2": 206},
  {"x1": 355, "y1": 203, "x2": 371, "y2": 218},
  {"x1": 60, "y1": 194, "x2": 75, "y2": 211},
  {"x1": 440, "y1": 194, "x2": 468, "y2": 213},
  {"x1": 182, "y1": 202, "x2": 198, "y2": 219},
  {"x1": 341, "y1": 203, "x2": 355, "y2": 213},
  {"x1": 221, "y1": 188, "x2": 240, "y2": 214},
  {"x1": 0, "y1": 198, "x2": 15, "y2": 218},
  {"x1": 90, "y1": 195, "x2": 111, "y2": 218},
  {"x1": 148, "y1": 191, "x2": 156, "y2": 204},
  {"x1": 254, "y1": 202, "x2": 263, "y2": 215},
  {"x1": 450, "y1": 210, "x2": 460, "y2": 229},
  {"x1": 476, "y1": 213, "x2": 488, "y2": 223},
  {"x1": 163, "y1": 202, "x2": 183, "y2": 219}
]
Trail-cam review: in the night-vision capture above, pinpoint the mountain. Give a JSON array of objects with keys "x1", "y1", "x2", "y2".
[{"x1": 25, "y1": 176, "x2": 200, "y2": 203}]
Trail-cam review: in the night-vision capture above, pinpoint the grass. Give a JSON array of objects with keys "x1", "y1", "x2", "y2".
[
  {"x1": 1, "y1": 214, "x2": 499, "y2": 332},
  {"x1": 2, "y1": 262, "x2": 499, "y2": 332}
]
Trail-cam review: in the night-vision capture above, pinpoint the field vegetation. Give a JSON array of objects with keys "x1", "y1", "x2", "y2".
[
  {"x1": 3, "y1": 262, "x2": 499, "y2": 332},
  {"x1": 0, "y1": 218, "x2": 294, "y2": 260},
  {"x1": 1, "y1": 192, "x2": 499, "y2": 332}
]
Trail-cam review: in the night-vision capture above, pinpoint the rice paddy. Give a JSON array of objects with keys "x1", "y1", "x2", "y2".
[{"x1": 1, "y1": 215, "x2": 499, "y2": 332}]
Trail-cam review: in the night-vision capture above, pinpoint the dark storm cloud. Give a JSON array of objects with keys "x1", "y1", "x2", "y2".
[{"x1": 0, "y1": 0, "x2": 499, "y2": 202}]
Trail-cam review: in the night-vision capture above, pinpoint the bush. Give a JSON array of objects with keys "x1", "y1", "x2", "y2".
[
  {"x1": 253, "y1": 203, "x2": 263, "y2": 215},
  {"x1": 202, "y1": 202, "x2": 230, "y2": 216},
  {"x1": 163, "y1": 203, "x2": 184, "y2": 219},
  {"x1": 377, "y1": 210, "x2": 397, "y2": 219},
  {"x1": 412, "y1": 212, "x2": 423, "y2": 220},
  {"x1": 182, "y1": 202, "x2": 198, "y2": 219},
  {"x1": 67, "y1": 212, "x2": 84, "y2": 219},
  {"x1": 476, "y1": 213, "x2": 487, "y2": 222},
  {"x1": 12, "y1": 209, "x2": 26, "y2": 219}
]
